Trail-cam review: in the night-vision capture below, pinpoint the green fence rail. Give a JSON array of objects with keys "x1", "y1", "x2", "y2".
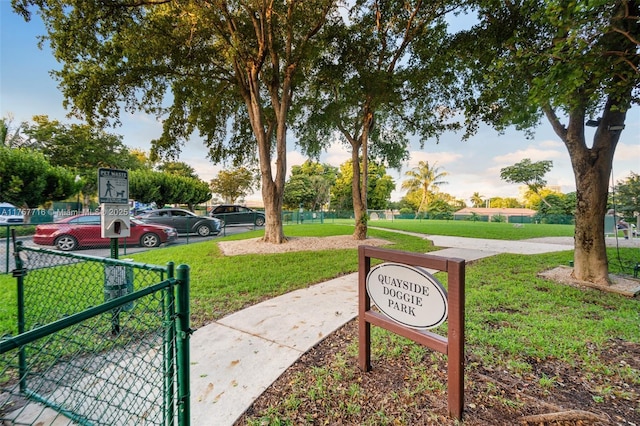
[{"x1": 0, "y1": 242, "x2": 190, "y2": 426}]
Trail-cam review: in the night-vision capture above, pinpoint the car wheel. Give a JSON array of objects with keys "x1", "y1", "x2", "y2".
[
  {"x1": 55, "y1": 235, "x2": 78, "y2": 251},
  {"x1": 140, "y1": 233, "x2": 161, "y2": 248},
  {"x1": 255, "y1": 216, "x2": 265, "y2": 226},
  {"x1": 196, "y1": 224, "x2": 212, "y2": 237}
]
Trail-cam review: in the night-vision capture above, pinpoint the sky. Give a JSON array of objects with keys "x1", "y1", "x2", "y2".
[{"x1": 1, "y1": 3, "x2": 639, "y2": 205}]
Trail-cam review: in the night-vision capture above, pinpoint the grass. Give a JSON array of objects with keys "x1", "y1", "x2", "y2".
[
  {"x1": 0, "y1": 221, "x2": 636, "y2": 335},
  {"x1": 333, "y1": 218, "x2": 575, "y2": 240},
  {"x1": 0, "y1": 224, "x2": 434, "y2": 334},
  {"x1": 124, "y1": 225, "x2": 434, "y2": 326},
  {"x1": 1, "y1": 220, "x2": 639, "y2": 422}
]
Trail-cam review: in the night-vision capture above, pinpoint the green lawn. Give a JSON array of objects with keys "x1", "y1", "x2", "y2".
[
  {"x1": 0, "y1": 221, "x2": 640, "y2": 364},
  {"x1": 1, "y1": 222, "x2": 638, "y2": 421},
  {"x1": 334, "y1": 218, "x2": 575, "y2": 239}
]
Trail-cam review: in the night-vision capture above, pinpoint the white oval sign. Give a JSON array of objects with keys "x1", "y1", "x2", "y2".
[{"x1": 366, "y1": 262, "x2": 448, "y2": 330}]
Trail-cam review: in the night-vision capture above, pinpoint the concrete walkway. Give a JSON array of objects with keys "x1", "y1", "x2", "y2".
[{"x1": 190, "y1": 235, "x2": 580, "y2": 425}]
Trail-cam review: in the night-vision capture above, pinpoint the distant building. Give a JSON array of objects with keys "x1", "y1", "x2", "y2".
[{"x1": 454, "y1": 207, "x2": 537, "y2": 222}]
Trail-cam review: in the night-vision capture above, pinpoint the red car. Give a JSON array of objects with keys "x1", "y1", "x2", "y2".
[{"x1": 34, "y1": 214, "x2": 178, "y2": 251}]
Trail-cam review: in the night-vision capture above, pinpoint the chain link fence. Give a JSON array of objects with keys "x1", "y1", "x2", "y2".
[{"x1": 1, "y1": 241, "x2": 190, "y2": 425}]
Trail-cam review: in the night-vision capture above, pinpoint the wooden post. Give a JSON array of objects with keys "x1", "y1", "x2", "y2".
[{"x1": 358, "y1": 246, "x2": 465, "y2": 421}]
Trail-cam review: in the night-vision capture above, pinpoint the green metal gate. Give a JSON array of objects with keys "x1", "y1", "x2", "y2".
[{"x1": 0, "y1": 241, "x2": 190, "y2": 425}]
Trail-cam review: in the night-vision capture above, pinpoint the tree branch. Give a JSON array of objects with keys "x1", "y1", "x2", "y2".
[{"x1": 542, "y1": 106, "x2": 568, "y2": 141}]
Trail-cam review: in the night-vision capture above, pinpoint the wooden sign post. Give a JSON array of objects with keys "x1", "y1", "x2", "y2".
[{"x1": 358, "y1": 246, "x2": 465, "y2": 420}]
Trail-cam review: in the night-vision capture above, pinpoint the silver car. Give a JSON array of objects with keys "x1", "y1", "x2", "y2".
[{"x1": 136, "y1": 208, "x2": 222, "y2": 237}]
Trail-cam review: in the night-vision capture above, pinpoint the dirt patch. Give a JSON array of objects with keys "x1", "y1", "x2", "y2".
[
  {"x1": 218, "y1": 235, "x2": 391, "y2": 256},
  {"x1": 539, "y1": 266, "x2": 640, "y2": 297},
  {"x1": 236, "y1": 319, "x2": 640, "y2": 425}
]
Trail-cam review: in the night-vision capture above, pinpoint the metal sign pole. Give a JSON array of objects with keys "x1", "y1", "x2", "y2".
[{"x1": 110, "y1": 238, "x2": 119, "y2": 260}]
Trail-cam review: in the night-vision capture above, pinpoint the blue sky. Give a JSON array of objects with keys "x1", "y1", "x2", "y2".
[{"x1": 1, "y1": 3, "x2": 638, "y2": 204}]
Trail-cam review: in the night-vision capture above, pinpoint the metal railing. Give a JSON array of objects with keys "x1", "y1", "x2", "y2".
[{"x1": 0, "y1": 241, "x2": 190, "y2": 425}]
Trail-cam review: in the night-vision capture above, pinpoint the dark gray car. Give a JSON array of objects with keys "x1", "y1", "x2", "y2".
[
  {"x1": 210, "y1": 204, "x2": 266, "y2": 227},
  {"x1": 136, "y1": 208, "x2": 222, "y2": 236}
]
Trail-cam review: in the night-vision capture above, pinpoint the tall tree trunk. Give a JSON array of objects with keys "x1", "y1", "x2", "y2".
[
  {"x1": 572, "y1": 162, "x2": 610, "y2": 285},
  {"x1": 262, "y1": 177, "x2": 285, "y2": 243},
  {"x1": 243, "y1": 63, "x2": 288, "y2": 244},
  {"x1": 351, "y1": 107, "x2": 374, "y2": 241},
  {"x1": 547, "y1": 102, "x2": 626, "y2": 286},
  {"x1": 351, "y1": 139, "x2": 367, "y2": 240}
]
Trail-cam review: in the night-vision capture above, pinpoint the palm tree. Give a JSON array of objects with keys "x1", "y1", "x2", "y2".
[
  {"x1": 1, "y1": 116, "x2": 26, "y2": 147},
  {"x1": 401, "y1": 161, "x2": 449, "y2": 216},
  {"x1": 470, "y1": 192, "x2": 485, "y2": 208}
]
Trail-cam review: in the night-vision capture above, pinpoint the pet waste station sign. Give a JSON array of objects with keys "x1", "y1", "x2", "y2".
[
  {"x1": 366, "y1": 262, "x2": 448, "y2": 330},
  {"x1": 98, "y1": 168, "x2": 129, "y2": 204}
]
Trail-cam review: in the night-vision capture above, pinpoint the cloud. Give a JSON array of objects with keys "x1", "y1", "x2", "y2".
[
  {"x1": 539, "y1": 139, "x2": 563, "y2": 148},
  {"x1": 614, "y1": 142, "x2": 640, "y2": 160},
  {"x1": 322, "y1": 142, "x2": 351, "y2": 167},
  {"x1": 493, "y1": 146, "x2": 564, "y2": 164},
  {"x1": 405, "y1": 151, "x2": 463, "y2": 167}
]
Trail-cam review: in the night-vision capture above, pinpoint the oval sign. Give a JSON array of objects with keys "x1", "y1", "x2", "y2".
[{"x1": 366, "y1": 262, "x2": 448, "y2": 330}]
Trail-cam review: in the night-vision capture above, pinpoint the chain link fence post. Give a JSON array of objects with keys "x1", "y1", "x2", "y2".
[{"x1": 176, "y1": 264, "x2": 191, "y2": 426}]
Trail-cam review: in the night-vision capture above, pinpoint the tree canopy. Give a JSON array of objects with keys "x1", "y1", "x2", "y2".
[
  {"x1": 157, "y1": 162, "x2": 198, "y2": 179},
  {"x1": 130, "y1": 169, "x2": 210, "y2": 210},
  {"x1": 331, "y1": 160, "x2": 394, "y2": 211},
  {"x1": 0, "y1": 146, "x2": 75, "y2": 210},
  {"x1": 500, "y1": 158, "x2": 553, "y2": 207},
  {"x1": 21, "y1": 115, "x2": 143, "y2": 206},
  {"x1": 612, "y1": 172, "x2": 640, "y2": 221},
  {"x1": 294, "y1": 0, "x2": 460, "y2": 239},
  {"x1": 13, "y1": 0, "x2": 339, "y2": 244},
  {"x1": 449, "y1": 0, "x2": 639, "y2": 285},
  {"x1": 210, "y1": 167, "x2": 258, "y2": 205},
  {"x1": 283, "y1": 161, "x2": 337, "y2": 211},
  {"x1": 470, "y1": 192, "x2": 485, "y2": 208},
  {"x1": 401, "y1": 161, "x2": 449, "y2": 216}
]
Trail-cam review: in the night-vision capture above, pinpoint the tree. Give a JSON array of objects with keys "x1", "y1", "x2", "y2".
[
  {"x1": 613, "y1": 172, "x2": 640, "y2": 223},
  {"x1": 22, "y1": 115, "x2": 142, "y2": 207},
  {"x1": 489, "y1": 197, "x2": 523, "y2": 209},
  {"x1": 130, "y1": 169, "x2": 210, "y2": 210},
  {"x1": 500, "y1": 159, "x2": 553, "y2": 207},
  {"x1": 13, "y1": 0, "x2": 338, "y2": 244},
  {"x1": 0, "y1": 146, "x2": 75, "y2": 216},
  {"x1": 330, "y1": 160, "x2": 395, "y2": 212},
  {"x1": 283, "y1": 175, "x2": 315, "y2": 211},
  {"x1": 129, "y1": 149, "x2": 153, "y2": 170},
  {"x1": 401, "y1": 161, "x2": 449, "y2": 216},
  {"x1": 523, "y1": 187, "x2": 563, "y2": 210},
  {"x1": 451, "y1": 1, "x2": 639, "y2": 285},
  {"x1": 295, "y1": 0, "x2": 460, "y2": 239},
  {"x1": 210, "y1": 167, "x2": 258, "y2": 204},
  {"x1": 533, "y1": 192, "x2": 577, "y2": 224},
  {"x1": 284, "y1": 161, "x2": 337, "y2": 211},
  {"x1": 425, "y1": 198, "x2": 456, "y2": 220},
  {"x1": 470, "y1": 192, "x2": 485, "y2": 208},
  {"x1": 534, "y1": 193, "x2": 573, "y2": 215},
  {"x1": 1, "y1": 115, "x2": 27, "y2": 147},
  {"x1": 157, "y1": 161, "x2": 198, "y2": 179}
]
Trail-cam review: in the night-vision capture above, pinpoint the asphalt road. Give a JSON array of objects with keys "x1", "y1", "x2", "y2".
[{"x1": 1, "y1": 225, "x2": 254, "y2": 273}]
